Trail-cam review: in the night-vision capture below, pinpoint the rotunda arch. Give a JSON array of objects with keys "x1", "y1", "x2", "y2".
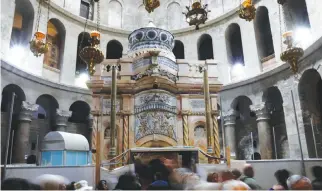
[
  {"x1": 262, "y1": 86, "x2": 289, "y2": 159},
  {"x1": 76, "y1": 32, "x2": 91, "y2": 74},
  {"x1": 173, "y1": 40, "x2": 185, "y2": 59},
  {"x1": 298, "y1": 69, "x2": 322, "y2": 158},
  {"x1": 226, "y1": 23, "x2": 244, "y2": 65}
]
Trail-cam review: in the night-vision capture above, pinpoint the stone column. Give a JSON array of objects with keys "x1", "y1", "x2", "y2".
[
  {"x1": 56, "y1": 109, "x2": 72, "y2": 132},
  {"x1": 88, "y1": 114, "x2": 94, "y2": 150},
  {"x1": 223, "y1": 110, "x2": 237, "y2": 158},
  {"x1": 13, "y1": 101, "x2": 39, "y2": 163},
  {"x1": 251, "y1": 103, "x2": 273, "y2": 159},
  {"x1": 181, "y1": 110, "x2": 190, "y2": 146}
]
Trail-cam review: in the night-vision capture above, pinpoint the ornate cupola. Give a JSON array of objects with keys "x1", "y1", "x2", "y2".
[{"x1": 128, "y1": 21, "x2": 178, "y2": 83}]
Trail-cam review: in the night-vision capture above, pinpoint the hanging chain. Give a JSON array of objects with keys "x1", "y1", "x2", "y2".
[
  {"x1": 35, "y1": 0, "x2": 43, "y2": 32},
  {"x1": 45, "y1": 0, "x2": 51, "y2": 42},
  {"x1": 278, "y1": 5, "x2": 283, "y2": 52},
  {"x1": 96, "y1": 0, "x2": 101, "y2": 32}
]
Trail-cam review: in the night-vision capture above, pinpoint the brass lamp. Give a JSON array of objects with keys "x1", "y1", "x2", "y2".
[
  {"x1": 143, "y1": 0, "x2": 160, "y2": 13},
  {"x1": 239, "y1": 0, "x2": 256, "y2": 21},
  {"x1": 183, "y1": 0, "x2": 210, "y2": 30},
  {"x1": 79, "y1": 31, "x2": 104, "y2": 76},
  {"x1": 280, "y1": 31, "x2": 304, "y2": 74},
  {"x1": 29, "y1": 31, "x2": 48, "y2": 57}
]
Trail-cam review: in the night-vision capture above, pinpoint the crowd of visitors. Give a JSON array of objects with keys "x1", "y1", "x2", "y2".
[{"x1": 1, "y1": 160, "x2": 322, "y2": 190}]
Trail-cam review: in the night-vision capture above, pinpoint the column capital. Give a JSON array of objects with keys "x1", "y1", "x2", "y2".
[
  {"x1": 180, "y1": 110, "x2": 191, "y2": 115},
  {"x1": 56, "y1": 109, "x2": 72, "y2": 131},
  {"x1": 19, "y1": 101, "x2": 39, "y2": 122},
  {"x1": 250, "y1": 103, "x2": 270, "y2": 121},
  {"x1": 223, "y1": 110, "x2": 237, "y2": 126}
]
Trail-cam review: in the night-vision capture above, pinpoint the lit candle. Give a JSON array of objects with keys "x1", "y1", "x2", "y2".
[{"x1": 282, "y1": 31, "x2": 293, "y2": 38}]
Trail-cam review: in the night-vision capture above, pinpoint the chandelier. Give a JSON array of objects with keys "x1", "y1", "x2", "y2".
[
  {"x1": 143, "y1": 0, "x2": 160, "y2": 13},
  {"x1": 30, "y1": 0, "x2": 50, "y2": 57},
  {"x1": 280, "y1": 31, "x2": 304, "y2": 74},
  {"x1": 79, "y1": 0, "x2": 104, "y2": 76},
  {"x1": 183, "y1": 0, "x2": 210, "y2": 30},
  {"x1": 239, "y1": 0, "x2": 256, "y2": 21}
]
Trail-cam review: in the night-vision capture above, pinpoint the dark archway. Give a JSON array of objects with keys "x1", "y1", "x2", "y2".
[
  {"x1": 36, "y1": 95, "x2": 59, "y2": 131},
  {"x1": 263, "y1": 86, "x2": 289, "y2": 159},
  {"x1": 106, "y1": 40, "x2": 123, "y2": 59},
  {"x1": 299, "y1": 69, "x2": 322, "y2": 158},
  {"x1": 76, "y1": 32, "x2": 91, "y2": 75},
  {"x1": 1, "y1": 84, "x2": 26, "y2": 164},
  {"x1": 10, "y1": 0, "x2": 34, "y2": 47},
  {"x1": 254, "y1": 6, "x2": 275, "y2": 61},
  {"x1": 173, "y1": 40, "x2": 185, "y2": 59},
  {"x1": 231, "y1": 96, "x2": 257, "y2": 160},
  {"x1": 283, "y1": 0, "x2": 310, "y2": 31},
  {"x1": 197, "y1": 34, "x2": 214, "y2": 60},
  {"x1": 226, "y1": 24, "x2": 244, "y2": 65},
  {"x1": 69, "y1": 101, "x2": 91, "y2": 144},
  {"x1": 44, "y1": 18, "x2": 66, "y2": 69}
]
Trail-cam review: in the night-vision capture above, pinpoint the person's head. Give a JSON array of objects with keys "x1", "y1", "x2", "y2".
[
  {"x1": 219, "y1": 170, "x2": 235, "y2": 182},
  {"x1": 96, "y1": 180, "x2": 108, "y2": 190},
  {"x1": 1, "y1": 178, "x2": 31, "y2": 190},
  {"x1": 115, "y1": 173, "x2": 141, "y2": 190},
  {"x1": 274, "y1": 169, "x2": 290, "y2": 189},
  {"x1": 66, "y1": 181, "x2": 76, "y2": 190},
  {"x1": 231, "y1": 169, "x2": 242, "y2": 180},
  {"x1": 207, "y1": 172, "x2": 219, "y2": 182},
  {"x1": 312, "y1": 166, "x2": 322, "y2": 179},
  {"x1": 287, "y1": 175, "x2": 312, "y2": 190},
  {"x1": 243, "y1": 164, "x2": 254, "y2": 178}
]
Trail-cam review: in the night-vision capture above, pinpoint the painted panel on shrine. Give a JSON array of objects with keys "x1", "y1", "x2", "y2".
[
  {"x1": 102, "y1": 99, "x2": 121, "y2": 114},
  {"x1": 189, "y1": 99, "x2": 205, "y2": 112},
  {"x1": 134, "y1": 90, "x2": 177, "y2": 143}
]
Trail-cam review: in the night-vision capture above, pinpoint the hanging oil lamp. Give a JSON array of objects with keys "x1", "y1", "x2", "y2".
[
  {"x1": 79, "y1": 1, "x2": 104, "y2": 76},
  {"x1": 30, "y1": 0, "x2": 50, "y2": 57},
  {"x1": 280, "y1": 31, "x2": 304, "y2": 74},
  {"x1": 239, "y1": 0, "x2": 256, "y2": 21},
  {"x1": 143, "y1": 0, "x2": 160, "y2": 13}
]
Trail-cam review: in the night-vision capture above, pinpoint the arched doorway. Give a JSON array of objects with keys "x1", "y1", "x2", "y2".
[
  {"x1": 197, "y1": 34, "x2": 214, "y2": 60},
  {"x1": 1, "y1": 84, "x2": 26, "y2": 164},
  {"x1": 283, "y1": 0, "x2": 310, "y2": 31},
  {"x1": 69, "y1": 101, "x2": 91, "y2": 144},
  {"x1": 299, "y1": 69, "x2": 322, "y2": 158},
  {"x1": 36, "y1": 95, "x2": 59, "y2": 133},
  {"x1": 263, "y1": 87, "x2": 289, "y2": 159},
  {"x1": 231, "y1": 96, "x2": 258, "y2": 160},
  {"x1": 106, "y1": 40, "x2": 123, "y2": 59}
]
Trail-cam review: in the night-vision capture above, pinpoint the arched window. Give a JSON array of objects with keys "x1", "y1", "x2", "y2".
[
  {"x1": 76, "y1": 32, "x2": 91, "y2": 74},
  {"x1": 283, "y1": 0, "x2": 310, "y2": 31},
  {"x1": 226, "y1": 24, "x2": 244, "y2": 65},
  {"x1": 69, "y1": 101, "x2": 91, "y2": 144},
  {"x1": 173, "y1": 40, "x2": 185, "y2": 59},
  {"x1": 197, "y1": 34, "x2": 214, "y2": 60},
  {"x1": 80, "y1": 0, "x2": 94, "y2": 20},
  {"x1": 106, "y1": 40, "x2": 123, "y2": 59},
  {"x1": 10, "y1": 0, "x2": 34, "y2": 47},
  {"x1": 167, "y1": 2, "x2": 182, "y2": 30},
  {"x1": 254, "y1": 7, "x2": 275, "y2": 61},
  {"x1": 44, "y1": 19, "x2": 66, "y2": 70},
  {"x1": 108, "y1": 0, "x2": 122, "y2": 28}
]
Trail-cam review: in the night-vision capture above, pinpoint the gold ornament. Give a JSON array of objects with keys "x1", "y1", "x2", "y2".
[{"x1": 239, "y1": 0, "x2": 256, "y2": 21}]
